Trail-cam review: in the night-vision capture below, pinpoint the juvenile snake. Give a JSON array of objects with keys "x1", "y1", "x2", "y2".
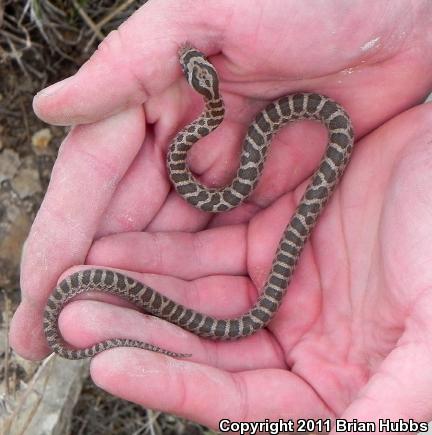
[{"x1": 44, "y1": 46, "x2": 354, "y2": 359}]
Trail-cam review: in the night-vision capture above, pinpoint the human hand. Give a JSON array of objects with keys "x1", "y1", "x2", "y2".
[{"x1": 10, "y1": 0, "x2": 432, "y2": 430}]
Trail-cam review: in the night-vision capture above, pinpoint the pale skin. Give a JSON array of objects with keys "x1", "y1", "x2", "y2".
[{"x1": 9, "y1": 0, "x2": 432, "y2": 431}]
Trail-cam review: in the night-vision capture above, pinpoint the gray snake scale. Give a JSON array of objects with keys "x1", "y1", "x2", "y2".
[{"x1": 44, "y1": 46, "x2": 354, "y2": 359}]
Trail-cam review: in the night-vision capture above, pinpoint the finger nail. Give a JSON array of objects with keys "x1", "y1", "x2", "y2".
[{"x1": 37, "y1": 76, "x2": 74, "y2": 97}]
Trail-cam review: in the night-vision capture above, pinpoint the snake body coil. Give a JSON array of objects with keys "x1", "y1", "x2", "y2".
[{"x1": 44, "y1": 46, "x2": 354, "y2": 359}]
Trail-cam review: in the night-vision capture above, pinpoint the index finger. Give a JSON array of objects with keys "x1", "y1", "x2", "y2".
[
  {"x1": 91, "y1": 349, "x2": 331, "y2": 429},
  {"x1": 10, "y1": 107, "x2": 145, "y2": 359}
]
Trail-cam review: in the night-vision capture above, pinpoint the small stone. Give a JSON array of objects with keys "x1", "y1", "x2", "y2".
[
  {"x1": 0, "y1": 355, "x2": 88, "y2": 435},
  {"x1": 0, "y1": 149, "x2": 20, "y2": 183},
  {"x1": 11, "y1": 168, "x2": 42, "y2": 198},
  {"x1": 31, "y1": 128, "x2": 53, "y2": 155}
]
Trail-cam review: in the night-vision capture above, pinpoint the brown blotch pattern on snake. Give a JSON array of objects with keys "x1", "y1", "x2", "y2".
[{"x1": 43, "y1": 45, "x2": 354, "y2": 359}]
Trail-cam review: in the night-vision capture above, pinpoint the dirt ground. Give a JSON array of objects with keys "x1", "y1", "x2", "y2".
[{"x1": 0, "y1": 2, "x2": 213, "y2": 434}]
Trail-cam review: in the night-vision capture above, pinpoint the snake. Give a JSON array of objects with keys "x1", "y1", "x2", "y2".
[{"x1": 43, "y1": 45, "x2": 354, "y2": 359}]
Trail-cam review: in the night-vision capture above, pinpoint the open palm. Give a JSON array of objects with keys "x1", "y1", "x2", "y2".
[{"x1": 10, "y1": 0, "x2": 432, "y2": 430}]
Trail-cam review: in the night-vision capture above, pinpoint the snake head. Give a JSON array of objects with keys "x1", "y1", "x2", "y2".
[{"x1": 179, "y1": 45, "x2": 220, "y2": 100}]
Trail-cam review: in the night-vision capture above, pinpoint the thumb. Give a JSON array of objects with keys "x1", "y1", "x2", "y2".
[{"x1": 33, "y1": 0, "x2": 230, "y2": 125}]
